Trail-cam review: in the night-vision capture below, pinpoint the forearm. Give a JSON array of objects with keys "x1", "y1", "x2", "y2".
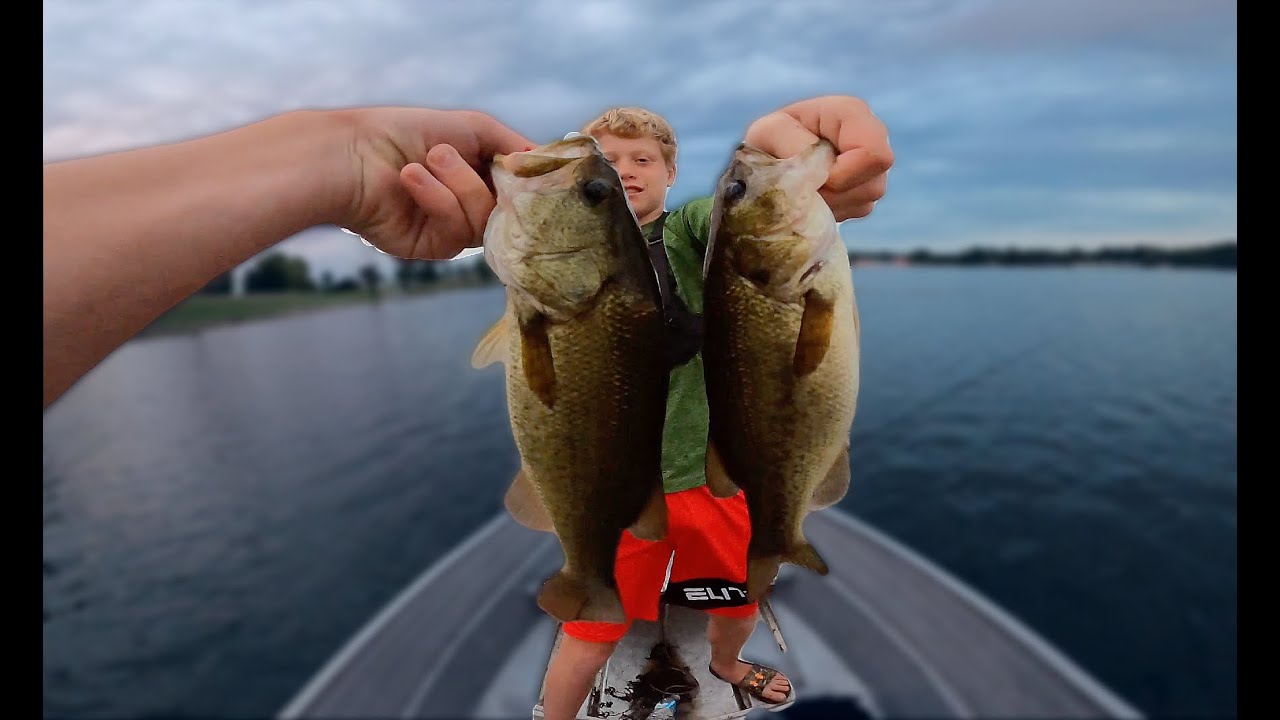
[{"x1": 42, "y1": 109, "x2": 354, "y2": 407}]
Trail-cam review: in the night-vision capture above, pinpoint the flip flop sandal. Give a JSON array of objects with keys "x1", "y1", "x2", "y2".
[{"x1": 708, "y1": 659, "x2": 796, "y2": 712}]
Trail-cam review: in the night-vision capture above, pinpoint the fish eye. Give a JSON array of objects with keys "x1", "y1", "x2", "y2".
[
  {"x1": 583, "y1": 178, "x2": 613, "y2": 205},
  {"x1": 724, "y1": 179, "x2": 747, "y2": 203}
]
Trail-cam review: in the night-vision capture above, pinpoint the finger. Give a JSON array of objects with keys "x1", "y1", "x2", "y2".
[
  {"x1": 821, "y1": 172, "x2": 887, "y2": 221},
  {"x1": 426, "y1": 144, "x2": 497, "y2": 246},
  {"x1": 781, "y1": 98, "x2": 891, "y2": 192},
  {"x1": 826, "y1": 196, "x2": 877, "y2": 222},
  {"x1": 830, "y1": 174, "x2": 887, "y2": 206},
  {"x1": 399, "y1": 162, "x2": 472, "y2": 260},
  {"x1": 823, "y1": 143, "x2": 894, "y2": 194}
]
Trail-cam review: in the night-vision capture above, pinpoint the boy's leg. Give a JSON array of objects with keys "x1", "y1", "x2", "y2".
[
  {"x1": 665, "y1": 486, "x2": 792, "y2": 703},
  {"x1": 541, "y1": 633, "x2": 620, "y2": 720},
  {"x1": 706, "y1": 610, "x2": 791, "y2": 703},
  {"x1": 543, "y1": 526, "x2": 673, "y2": 719}
]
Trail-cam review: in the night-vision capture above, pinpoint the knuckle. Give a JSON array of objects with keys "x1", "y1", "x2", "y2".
[
  {"x1": 459, "y1": 109, "x2": 498, "y2": 133},
  {"x1": 859, "y1": 176, "x2": 888, "y2": 202},
  {"x1": 837, "y1": 96, "x2": 869, "y2": 115},
  {"x1": 869, "y1": 146, "x2": 895, "y2": 174}
]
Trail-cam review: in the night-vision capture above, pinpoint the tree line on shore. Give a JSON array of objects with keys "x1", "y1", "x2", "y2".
[{"x1": 199, "y1": 239, "x2": 1236, "y2": 296}]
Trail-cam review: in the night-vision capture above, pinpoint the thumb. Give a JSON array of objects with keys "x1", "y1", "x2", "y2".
[
  {"x1": 473, "y1": 115, "x2": 536, "y2": 158},
  {"x1": 749, "y1": 112, "x2": 820, "y2": 160}
]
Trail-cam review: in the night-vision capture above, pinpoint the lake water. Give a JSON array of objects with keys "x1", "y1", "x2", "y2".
[{"x1": 43, "y1": 266, "x2": 1237, "y2": 719}]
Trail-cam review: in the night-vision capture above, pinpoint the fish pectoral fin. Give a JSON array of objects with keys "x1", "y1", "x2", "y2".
[
  {"x1": 628, "y1": 483, "x2": 668, "y2": 541},
  {"x1": 504, "y1": 466, "x2": 555, "y2": 533},
  {"x1": 851, "y1": 288, "x2": 861, "y2": 344},
  {"x1": 704, "y1": 442, "x2": 741, "y2": 499},
  {"x1": 809, "y1": 445, "x2": 851, "y2": 510},
  {"x1": 518, "y1": 310, "x2": 556, "y2": 408},
  {"x1": 470, "y1": 314, "x2": 510, "y2": 369},
  {"x1": 793, "y1": 288, "x2": 836, "y2": 377}
]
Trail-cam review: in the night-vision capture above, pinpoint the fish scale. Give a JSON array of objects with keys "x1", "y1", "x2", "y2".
[
  {"x1": 703, "y1": 140, "x2": 861, "y2": 602},
  {"x1": 473, "y1": 136, "x2": 670, "y2": 624},
  {"x1": 508, "y1": 288, "x2": 664, "y2": 583}
]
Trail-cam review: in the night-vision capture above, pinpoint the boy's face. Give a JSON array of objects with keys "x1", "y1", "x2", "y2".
[{"x1": 593, "y1": 133, "x2": 676, "y2": 225}]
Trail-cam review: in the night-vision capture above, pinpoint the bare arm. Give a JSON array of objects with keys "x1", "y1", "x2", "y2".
[
  {"x1": 43, "y1": 107, "x2": 532, "y2": 408},
  {"x1": 43, "y1": 111, "x2": 350, "y2": 407}
]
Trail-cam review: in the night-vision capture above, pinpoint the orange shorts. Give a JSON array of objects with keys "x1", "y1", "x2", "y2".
[{"x1": 563, "y1": 485, "x2": 758, "y2": 643}]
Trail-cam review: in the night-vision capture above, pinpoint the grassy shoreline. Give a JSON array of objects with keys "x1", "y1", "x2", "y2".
[
  {"x1": 137, "y1": 251, "x2": 1236, "y2": 339},
  {"x1": 138, "y1": 280, "x2": 495, "y2": 338}
]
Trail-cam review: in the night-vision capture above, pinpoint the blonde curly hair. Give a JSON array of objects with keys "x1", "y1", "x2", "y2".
[{"x1": 581, "y1": 107, "x2": 677, "y2": 166}]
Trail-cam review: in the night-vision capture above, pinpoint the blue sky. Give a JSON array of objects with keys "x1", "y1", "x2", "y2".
[{"x1": 43, "y1": 0, "x2": 1236, "y2": 281}]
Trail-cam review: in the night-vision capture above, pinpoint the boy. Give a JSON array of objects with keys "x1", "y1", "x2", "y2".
[{"x1": 540, "y1": 98, "x2": 892, "y2": 720}]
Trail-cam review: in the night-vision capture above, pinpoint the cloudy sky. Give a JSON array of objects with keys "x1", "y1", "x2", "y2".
[{"x1": 44, "y1": 0, "x2": 1236, "y2": 281}]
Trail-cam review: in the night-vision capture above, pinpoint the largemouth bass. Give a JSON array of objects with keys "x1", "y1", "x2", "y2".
[
  {"x1": 702, "y1": 140, "x2": 860, "y2": 602},
  {"x1": 471, "y1": 136, "x2": 669, "y2": 624}
]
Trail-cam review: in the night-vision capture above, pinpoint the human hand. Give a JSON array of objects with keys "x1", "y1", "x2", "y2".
[
  {"x1": 333, "y1": 107, "x2": 534, "y2": 260},
  {"x1": 744, "y1": 95, "x2": 893, "y2": 221}
]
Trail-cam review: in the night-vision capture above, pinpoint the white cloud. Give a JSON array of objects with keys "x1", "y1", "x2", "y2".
[
  {"x1": 42, "y1": 0, "x2": 1238, "y2": 279},
  {"x1": 918, "y1": 0, "x2": 1235, "y2": 53}
]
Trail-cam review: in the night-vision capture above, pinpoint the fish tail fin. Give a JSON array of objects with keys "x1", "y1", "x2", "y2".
[
  {"x1": 746, "y1": 542, "x2": 830, "y2": 602},
  {"x1": 537, "y1": 570, "x2": 588, "y2": 622},
  {"x1": 746, "y1": 555, "x2": 782, "y2": 603},
  {"x1": 580, "y1": 579, "x2": 627, "y2": 624},
  {"x1": 789, "y1": 541, "x2": 829, "y2": 576},
  {"x1": 537, "y1": 570, "x2": 625, "y2": 624}
]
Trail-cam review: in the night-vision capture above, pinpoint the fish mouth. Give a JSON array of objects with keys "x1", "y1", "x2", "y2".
[
  {"x1": 496, "y1": 136, "x2": 601, "y2": 178},
  {"x1": 524, "y1": 246, "x2": 590, "y2": 260}
]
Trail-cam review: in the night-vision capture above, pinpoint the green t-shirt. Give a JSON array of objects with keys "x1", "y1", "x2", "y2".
[{"x1": 640, "y1": 197, "x2": 715, "y2": 493}]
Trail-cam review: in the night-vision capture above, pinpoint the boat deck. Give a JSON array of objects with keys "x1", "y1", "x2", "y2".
[{"x1": 279, "y1": 510, "x2": 1143, "y2": 719}]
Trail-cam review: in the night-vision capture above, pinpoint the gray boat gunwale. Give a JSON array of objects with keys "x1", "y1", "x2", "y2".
[
  {"x1": 821, "y1": 509, "x2": 1141, "y2": 719},
  {"x1": 278, "y1": 508, "x2": 1144, "y2": 720},
  {"x1": 278, "y1": 512, "x2": 512, "y2": 719}
]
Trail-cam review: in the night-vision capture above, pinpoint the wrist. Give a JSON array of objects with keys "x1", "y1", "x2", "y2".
[{"x1": 261, "y1": 108, "x2": 362, "y2": 233}]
